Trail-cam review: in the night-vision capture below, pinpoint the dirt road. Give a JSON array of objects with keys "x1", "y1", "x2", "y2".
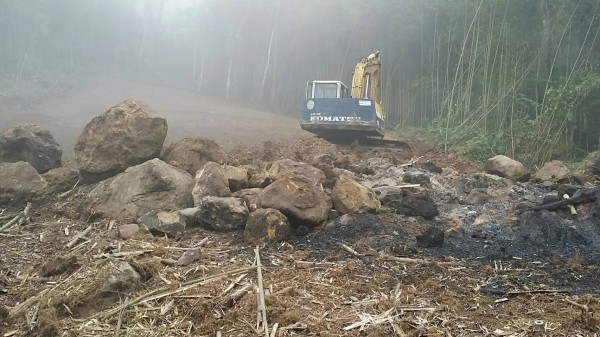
[{"x1": 0, "y1": 76, "x2": 307, "y2": 158}]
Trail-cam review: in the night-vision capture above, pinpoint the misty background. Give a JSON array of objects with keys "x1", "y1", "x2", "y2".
[{"x1": 1, "y1": 0, "x2": 599, "y2": 165}]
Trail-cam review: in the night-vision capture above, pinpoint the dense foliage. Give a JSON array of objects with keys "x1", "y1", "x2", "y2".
[{"x1": 1, "y1": 0, "x2": 599, "y2": 165}]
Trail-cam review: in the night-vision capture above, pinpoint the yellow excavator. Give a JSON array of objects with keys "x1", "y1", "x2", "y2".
[{"x1": 300, "y1": 51, "x2": 386, "y2": 141}]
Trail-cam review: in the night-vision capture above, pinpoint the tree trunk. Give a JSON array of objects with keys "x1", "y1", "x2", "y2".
[{"x1": 260, "y1": 20, "x2": 276, "y2": 99}]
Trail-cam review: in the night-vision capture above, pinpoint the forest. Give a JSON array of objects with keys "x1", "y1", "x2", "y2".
[{"x1": 1, "y1": 0, "x2": 599, "y2": 166}]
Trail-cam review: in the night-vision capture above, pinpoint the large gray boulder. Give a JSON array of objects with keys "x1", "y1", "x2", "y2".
[
  {"x1": 192, "y1": 162, "x2": 231, "y2": 205},
  {"x1": 0, "y1": 124, "x2": 62, "y2": 173},
  {"x1": 532, "y1": 160, "x2": 570, "y2": 183},
  {"x1": 0, "y1": 161, "x2": 47, "y2": 202},
  {"x1": 244, "y1": 208, "x2": 290, "y2": 244},
  {"x1": 484, "y1": 155, "x2": 529, "y2": 182},
  {"x1": 86, "y1": 159, "x2": 194, "y2": 220},
  {"x1": 161, "y1": 137, "x2": 227, "y2": 176},
  {"x1": 267, "y1": 159, "x2": 326, "y2": 185},
  {"x1": 232, "y1": 188, "x2": 262, "y2": 211},
  {"x1": 331, "y1": 174, "x2": 380, "y2": 214},
  {"x1": 198, "y1": 196, "x2": 249, "y2": 231},
  {"x1": 75, "y1": 100, "x2": 168, "y2": 183},
  {"x1": 223, "y1": 165, "x2": 249, "y2": 192},
  {"x1": 381, "y1": 188, "x2": 438, "y2": 220},
  {"x1": 258, "y1": 176, "x2": 331, "y2": 227},
  {"x1": 245, "y1": 165, "x2": 272, "y2": 188}
]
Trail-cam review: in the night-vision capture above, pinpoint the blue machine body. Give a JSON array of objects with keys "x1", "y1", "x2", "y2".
[{"x1": 300, "y1": 97, "x2": 385, "y2": 139}]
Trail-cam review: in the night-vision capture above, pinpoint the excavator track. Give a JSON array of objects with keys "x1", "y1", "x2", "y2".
[{"x1": 318, "y1": 136, "x2": 412, "y2": 157}]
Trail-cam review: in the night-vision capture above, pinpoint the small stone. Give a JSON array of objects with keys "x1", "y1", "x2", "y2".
[
  {"x1": 175, "y1": 248, "x2": 202, "y2": 266},
  {"x1": 119, "y1": 224, "x2": 140, "y2": 240},
  {"x1": 102, "y1": 262, "x2": 141, "y2": 294},
  {"x1": 138, "y1": 210, "x2": 186, "y2": 237}
]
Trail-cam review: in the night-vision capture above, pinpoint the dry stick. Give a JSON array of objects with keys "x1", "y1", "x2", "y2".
[
  {"x1": 377, "y1": 253, "x2": 429, "y2": 264},
  {"x1": 93, "y1": 250, "x2": 154, "y2": 259},
  {"x1": 507, "y1": 289, "x2": 568, "y2": 296},
  {"x1": 255, "y1": 247, "x2": 269, "y2": 337},
  {"x1": 396, "y1": 184, "x2": 421, "y2": 188},
  {"x1": 0, "y1": 213, "x2": 16, "y2": 221},
  {"x1": 196, "y1": 237, "x2": 209, "y2": 247},
  {"x1": 219, "y1": 273, "x2": 247, "y2": 297},
  {"x1": 114, "y1": 298, "x2": 128, "y2": 337},
  {"x1": 29, "y1": 302, "x2": 40, "y2": 331},
  {"x1": 565, "y1": 298, "x2": 594, "y2": 326},
  {"x1": 8, "y1": 288, "x2": 50, "y2": 318},
  {"x1": 66, "y1": 225, "x2": 93, "y2": 248},
  {"x1": 565, "y1": 298, "x2": 591, "y2": 311},
  {"x1": 269, "y1": 323, "x2": 279, "y2": 337},
  {"x1": 0, "y1": 202, "x2": 31, "y2": 233},
  {"x1": 339, "y1": 243, "x2": 365, "y2": 257},
  {"x1": 96, "y1": 265, "x2": 256, "y2": 320},
  {"x1": 224, "y1": 284, "x2": 251, "y2": 307},
  {"x1": 160, "y1": 299, "x2": 175, "y2": 316},
  {"x1": 15, "y1": 276, "x2": 53, "y2": 283},
  {"x1": 58, "y1": 179, "x2": 80, "y2": 199}
]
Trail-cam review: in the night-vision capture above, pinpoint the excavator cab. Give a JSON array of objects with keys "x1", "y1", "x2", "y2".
[
  {"x1": 300, "y1": 52, "x2": 385, "y2": 141},
  {"x1": 306, "y1": 81, "x2": 350, "y2": 99}
]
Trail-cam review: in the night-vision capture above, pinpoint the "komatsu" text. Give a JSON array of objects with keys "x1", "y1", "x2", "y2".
[{"x1": 309, "y1": 116, "x2": 362, "y2": 122}]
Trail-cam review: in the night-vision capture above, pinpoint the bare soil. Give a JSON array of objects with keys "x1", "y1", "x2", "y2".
[
  {"x1": 0, "y1": 77, "x2": 599, "y2": 336},
  {"x1": 0, "y1": 75, "x2": 306, "y2": 158}
]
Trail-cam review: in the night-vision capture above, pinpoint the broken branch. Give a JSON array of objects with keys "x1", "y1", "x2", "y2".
[
  {"x1": 66, "y1": 225, "x2": 93, "y2": 248},
  {"x1": 255, "y1": 247, "x2": 269, "y2": 337},
  {"x1": 339, "y1": 243, "x2": 365, "y2": 257},
  {"x1": 0, "y1": 202, "x2": 31, "y2": 233},
  {"x1": 93, "y1": 250, "x2": 154, "y2": 259},
  {"x1": 58, "y1": 179, "x2": 80, "y2": 199}
]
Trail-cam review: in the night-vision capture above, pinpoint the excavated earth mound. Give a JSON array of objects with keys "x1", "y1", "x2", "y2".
[{"x1": 1, "y1": 134, "x2": 600, "y2": 336}]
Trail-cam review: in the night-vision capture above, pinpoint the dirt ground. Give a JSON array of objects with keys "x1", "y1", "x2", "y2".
[
  {"x1": 0, "y1": 75, "x2": 307, "y2": 159},
  {"x1": 0, "y1": 77, "x2": 599, "y2": 336}
]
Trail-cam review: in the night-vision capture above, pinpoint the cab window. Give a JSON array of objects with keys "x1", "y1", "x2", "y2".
[{"x1": 314, "y1": 83, "x2": 339, "y2": 98}]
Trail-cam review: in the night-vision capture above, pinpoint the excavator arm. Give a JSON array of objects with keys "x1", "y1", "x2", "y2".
[{"x1": 351, "y1": 51, "x2": 381, "y2": 101}]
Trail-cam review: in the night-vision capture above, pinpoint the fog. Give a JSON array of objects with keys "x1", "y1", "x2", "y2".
[
  {"x1": 0, "y1": 0, "x2": 389, "y2": 113},
  {"x1": 1, "y1": 0, "x2": 599, "y2": 164}
]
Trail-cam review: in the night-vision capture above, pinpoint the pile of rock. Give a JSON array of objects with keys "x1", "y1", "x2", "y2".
[
  {"x1": 0, "y1": 99, "x2": 384, "y2": 245},
  {"x1": 0, "y1": 98, "x2": 594, "y2": 249}
]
